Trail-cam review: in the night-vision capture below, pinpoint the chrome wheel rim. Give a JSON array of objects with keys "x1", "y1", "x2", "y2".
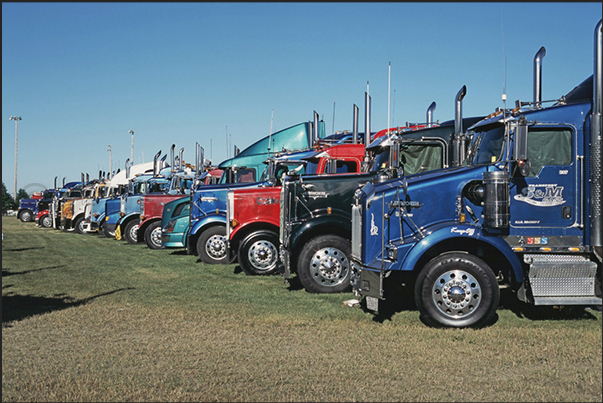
[
  {"x1": 308, "y1": 246, "x2": 349, "y2": 288},
  {"x1": 129, "y1": 224, "x2": 139, "y2": 242},
  {"x1": 432, "y1": 270, "x2": 481, "y2": 319},
  {"x1": 247, "y1": 240, "x2": 277, "y2": 273},
  {"x1": 206, "y1": 234, "x2": 226, "y2": 261},
  {"x1": 150, "y1": 227, "x2": 162, "y2": 248}
]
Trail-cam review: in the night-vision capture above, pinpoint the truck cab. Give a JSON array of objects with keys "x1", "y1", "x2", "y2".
[{"x1": 351, "y1": 22, "x2": 602, "y2": 328}]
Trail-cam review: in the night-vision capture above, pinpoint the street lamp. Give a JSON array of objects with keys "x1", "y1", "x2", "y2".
[
  {"x1": 128, "y1": 130, "x2": 134, "y2": 168},
  {"x1": 9, "y1": 116, "x2": 22, "y2": 201},
  {"x1": 107, "y1": 145, "x2": 112, "y2": 179}
]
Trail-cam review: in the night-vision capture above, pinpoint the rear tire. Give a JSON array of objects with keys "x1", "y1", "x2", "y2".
[
  {"x1": 414, "y1": 252, "x2": 499, "y2": 329},
  {"x1": 145, "y1": 221, "x2": 163, "y2": 249},
  {"x1": 296, "y1": 235, "x2": 352, "y2": 294},
  {"x1": 238, "y1": 230, "x2": 279, "y2": 275}
]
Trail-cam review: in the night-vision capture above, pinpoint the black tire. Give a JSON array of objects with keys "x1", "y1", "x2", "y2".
[
  {"x1": 74, "y1": 216, "x2": 86, "y2": 234},
  {"x1": 196, "y1": 225, "x2": 234, "y2": 265},
  {"x1": 40, "y1": 214, "x2": 52, "y2": 228},
  {"x1": 238, "y1": 230, "x2": 279, "y2": 275},
  {"x1": 414, "y1": 252, "x2": 499, "y2": 329},
  {"x1": 145, "y1": 221, "x2": 163, "y2": 249},
  {"x1": 296, "y1": 235, "x2": 352, "y2": 294},
  {"x1": 19, "y1": 210, "x2": 33, "y2": 222},
  {"x1": 124, "y1": 219, "x2": 140, "y2": 245},
  {"x1": 103, "y1": 224, "x2": 115, "y2": 238}
]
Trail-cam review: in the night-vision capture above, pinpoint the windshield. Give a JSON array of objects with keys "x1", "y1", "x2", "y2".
[
  {"x1": 260, "y1": 161, "x2": 306, "y2": 183},
  {"x1": 147, "y1": 179, "x2": 170, "y2": 193},
  {"x1": 369, "y1": 148, "x2": 389, "y2": 172},
  {"x1": 464, "y1": 125, "x2": 506, "y2": 165}
]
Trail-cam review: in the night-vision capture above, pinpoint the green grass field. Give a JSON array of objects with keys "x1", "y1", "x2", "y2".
[{"x1": 2, "y1": 216, "x2": 601, "y2": 402}]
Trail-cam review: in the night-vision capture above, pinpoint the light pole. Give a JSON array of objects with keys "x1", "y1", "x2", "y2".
[
  {"x1": 10, "y1": 116, "x2": 21, "y2": 201},
  {"x1": 128, "y1": 129, "x2": 134, "y2": 168},
  {"x1": 107, "y1": 145, "x2": 112, "y2": 179}
]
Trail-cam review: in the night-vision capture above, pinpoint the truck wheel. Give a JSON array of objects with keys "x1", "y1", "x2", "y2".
[
  {"x1": 124, "y1": 220, "x2": 140, "y2": 245},
  {"x1": 238, "y1": 230, "x2": 279, "y2": 275},
  {"x1": 145, "y1": 221, "x2": 163, "y2": 249},
  {"x1": 19, "y1": 210, "x2": 33, "y2": 222},
  {"x1": 40, "y1": 215, "x2": 52, "y2": 228},
  {"x1": 297, "y1": 235, "x2": 352, "y2": 294},
  {"x1": 74, "y1": 217, "x2": 86, "y2": 234},
  {"x1": 103, "y1": 224, "x2": 115, "y2": 238},
  {"x1": 414, "y1": 253, "x2": 499, "y2": 329},
  {"x1": 196, "y1": 226, "x2": 233, "y2": 264}
]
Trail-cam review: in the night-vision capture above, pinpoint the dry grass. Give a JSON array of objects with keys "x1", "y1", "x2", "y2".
[{"x1": 2, "y1": 216, "x2": 602, "y2": 402}]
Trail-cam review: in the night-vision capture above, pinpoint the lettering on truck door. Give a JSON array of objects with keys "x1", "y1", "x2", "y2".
[{"x1": 510, "y1": 126, "x2": 579, "y2": 233}]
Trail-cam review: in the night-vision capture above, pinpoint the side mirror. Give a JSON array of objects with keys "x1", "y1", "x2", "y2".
[{"x1": 514, "y1": 116, "x2": 531, "y2": 176}]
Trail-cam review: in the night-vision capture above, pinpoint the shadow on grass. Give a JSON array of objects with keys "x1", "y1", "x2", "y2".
[
  {"x1": 2, "y1": 246, "x2": 45, "y2": 252},
  {"x1": 365, "y1": 286, "x2": 600, "y2": 326},
  {"x1": 2, "y1": 265, "x2": 66, "y2": 277},
  {"x1": 169, "y1": 249, "x2": 189, "y2": 256},
  {"x1": 2, "y1": 287, "x2": 136, "y2": 327}
]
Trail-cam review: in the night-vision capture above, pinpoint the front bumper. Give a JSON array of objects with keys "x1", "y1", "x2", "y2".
[{"x1": 279, "y1": 245, "x2": 291, "y2": 279}]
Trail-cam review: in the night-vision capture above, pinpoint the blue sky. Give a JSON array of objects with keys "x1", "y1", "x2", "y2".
[{"x1": 2, "y1": 2, "x2": 601, "y2": 196}]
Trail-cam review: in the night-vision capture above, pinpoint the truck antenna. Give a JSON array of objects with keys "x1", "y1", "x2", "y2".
[
  {"x1": 388, "y1": 62, "x2": 391, "y2": 136},
  {"x1": 268, "y1": 109, "x2": 274, "y2": 157}
]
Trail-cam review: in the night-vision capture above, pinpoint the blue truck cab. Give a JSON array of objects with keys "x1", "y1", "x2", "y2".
[{"x1": 351, "y1": 22, "x2": 602, "y2": 328}]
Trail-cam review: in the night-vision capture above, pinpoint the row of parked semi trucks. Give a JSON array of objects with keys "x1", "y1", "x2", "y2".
[{"x1": 18, "y1": 21, "x2": 603, "y2": 328}]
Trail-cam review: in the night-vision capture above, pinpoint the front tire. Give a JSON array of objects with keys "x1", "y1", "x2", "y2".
[
  {"x1": 414, "y1": 252, "x2": 499, "y2": 329},
  {"x1": 238, "y1": 230, "x2": 279, "y2": 275},
  {"x1": 103, "y1": 224, "x2": 115, "y2": 238},
  {"x1": 40, "y1": 214, "x2": 53, "y2": 228},
  {"x1": 296, "y1": 235, "x2": 352, "y2": 294},
  {"x1": 19, "y1": 210, "x2": 33, "y2": 222},
  {"x1": 74, "y1": 216, "x2": 86, "y2": 234},
  {"x1": 145, "y1": 221, "x2": 163, "y2": 249},
  {"x1": 196, "y1": 225, "x2": 233, "y2": 264},
  {"x1": 124, "y1": 219, "x2": 140, "y2": 245}
]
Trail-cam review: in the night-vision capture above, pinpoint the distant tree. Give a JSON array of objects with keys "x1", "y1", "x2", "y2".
[
  {"x1": 2, "y1": 182, "x2": 15, "y2": 212},
  {"x1": 16, "y1": 189, "x2": 30, "y2": 206}
]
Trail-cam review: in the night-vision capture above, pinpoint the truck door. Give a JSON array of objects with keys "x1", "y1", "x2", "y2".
[{"x1": 510, "y1": 125, "x2": 579, "y2": 233}]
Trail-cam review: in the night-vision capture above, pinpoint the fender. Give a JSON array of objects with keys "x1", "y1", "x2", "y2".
[
  {"x1": 398, "y1": 222, "x2": 524, "y2": 283},
  {"x1": 290, "y1": 209, "x2": 352, "y2": 250},
  {"x1": 231, "y1": 220, "x2": 279, "y2": 245},
  {"x1": 138, "y1": 217, "x2": 160, "y2": 237},
  {"x1": 189, "y1": 213, "x2": 226, "y2": 236}
]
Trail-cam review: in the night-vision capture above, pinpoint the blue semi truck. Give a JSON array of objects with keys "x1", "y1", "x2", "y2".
[{"x1": 351, "y1": 21, "x2": 602, "y2": 328}]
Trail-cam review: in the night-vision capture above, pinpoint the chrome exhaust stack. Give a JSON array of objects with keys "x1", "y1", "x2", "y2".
[
  {"x1": 313, "y1": 111, "x2": 320, "y2": 148},
  {"x1": 453, "y1": 85, "x2": 467, "y2": 166},
  {"x1": 353, "y1": 104, "x2": 359, "y2": 144},
  {"x1": 170, "y1": 144, "x2": 175, "y2": 173},
  {"x1": 533, "y1": 46, "x2": 546, "y2": 108},
  {"x1": 179, "y1": 148, "x2": 184, "y2": 170},
  {"x1": 152, "y1": 150, "x2": 161, "y2": 177},
  {"x1": 426, "y1": 101, "x2": 436, "y2": 128}
]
